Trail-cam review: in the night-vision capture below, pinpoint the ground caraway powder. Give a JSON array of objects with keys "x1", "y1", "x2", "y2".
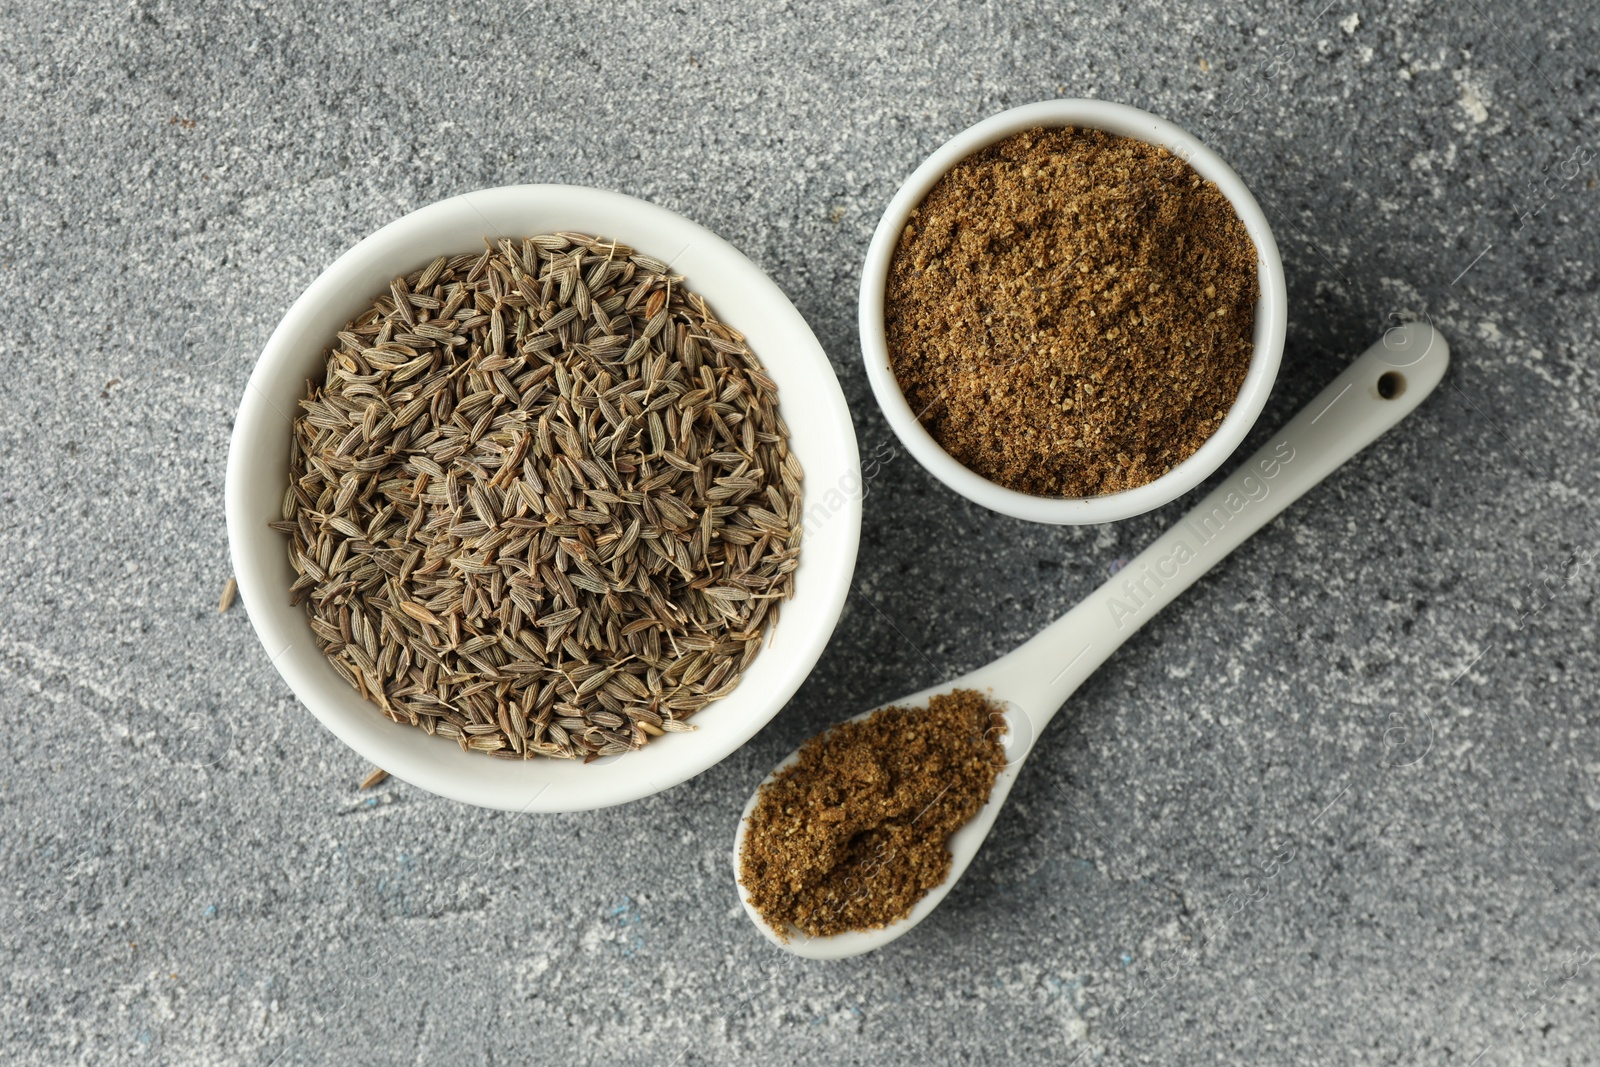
[
  {"x1": 885, "y1": 126, "x2": 1260, "y2": 497},
  {"x1": 738, "y1": 689, "x2": 1008, "y2": 940}
]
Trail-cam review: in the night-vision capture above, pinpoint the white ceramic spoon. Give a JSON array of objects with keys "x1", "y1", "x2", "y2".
[{"x1": 733, "y1": 323, "x2": 1450, "y2": 959}]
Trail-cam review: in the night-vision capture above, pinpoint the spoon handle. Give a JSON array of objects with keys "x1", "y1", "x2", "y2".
[{"x1": 1000, "y1": 322, "x2": 1451, "y2": 721}]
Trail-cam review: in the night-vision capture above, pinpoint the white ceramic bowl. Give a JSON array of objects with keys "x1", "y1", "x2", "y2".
[
  {"x1": 859, "y1": 100, "x2": 1288, "y2": 525},
  {"x1": 226, "y1": 185, "x2": 861, "y2": 812}
]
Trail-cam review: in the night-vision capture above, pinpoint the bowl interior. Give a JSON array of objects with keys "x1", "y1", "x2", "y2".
[
  {"x1": 227, "y1": 185, "x2": 861, "y2": 812},
  {"x1": 859, "y1": 100, "x2": 1288, "y2": 525}
]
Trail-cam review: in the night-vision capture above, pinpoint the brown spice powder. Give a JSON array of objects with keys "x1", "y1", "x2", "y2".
[
  {"x1": 885, "y1": 126, "x2": 1260, "y2": 497},
  {"x1": 738, "y1": 689, "x2": 1007, "y2": 940}
]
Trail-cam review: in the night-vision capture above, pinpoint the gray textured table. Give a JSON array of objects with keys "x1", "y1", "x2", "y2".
[{"x1": 5, "y1": 1, "x2": 1598, "y2": 1063}]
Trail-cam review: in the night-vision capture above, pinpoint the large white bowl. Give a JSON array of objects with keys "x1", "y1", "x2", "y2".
[
  {"x1": 860, "y1": 100, "x2": 1288, "y2": 525},
  {"x1": 226, "y1": 185, "x2": 861, "y2": 812}
]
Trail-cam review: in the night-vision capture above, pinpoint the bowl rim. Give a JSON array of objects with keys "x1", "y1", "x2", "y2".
[
  {"x1": 858, "y1": 99, "x2": 1288, "y2": 525},
  {"x1": 226, "y1": 184, "x2": 861, "y2": 812}
]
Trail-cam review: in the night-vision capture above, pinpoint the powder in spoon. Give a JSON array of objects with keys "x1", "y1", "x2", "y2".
[{"x1": 738, "y1": 689, "x2": 1008, "y2": 940}]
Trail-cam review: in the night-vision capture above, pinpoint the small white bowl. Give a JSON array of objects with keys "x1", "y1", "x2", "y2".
[
  {"x1": 226, "y1": 185, "x2": 861, "y2": 812},
  {"x1": 859, "y1": 100, "x2": 1288, "y2": 525}
]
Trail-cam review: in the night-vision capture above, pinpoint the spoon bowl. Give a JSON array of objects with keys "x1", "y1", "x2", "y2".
[{"x1": 735, "y1": 323, "x2": 1450, "y2": 958}]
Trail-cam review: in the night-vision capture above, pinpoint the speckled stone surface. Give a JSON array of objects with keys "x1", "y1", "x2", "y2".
[{"x1": 4, "y1": 1, "x2": 1599, "y2": 1063}]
